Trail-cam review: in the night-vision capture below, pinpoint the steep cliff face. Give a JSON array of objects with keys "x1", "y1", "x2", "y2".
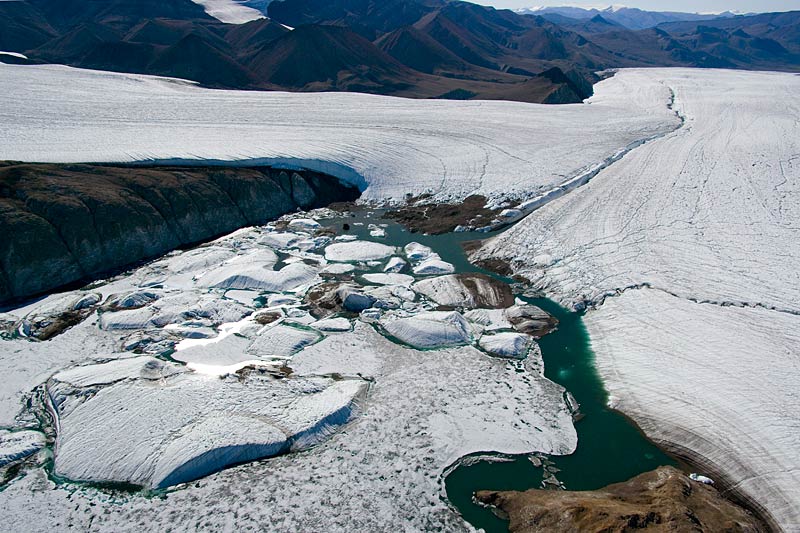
[{"x1": 0, "y1": 163, "x2": 360, "y2": 305}]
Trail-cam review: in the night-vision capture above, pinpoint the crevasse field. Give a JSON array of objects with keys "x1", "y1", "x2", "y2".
[{"x1": 0, "y1": 63, "x2": 798, "y2": 530}]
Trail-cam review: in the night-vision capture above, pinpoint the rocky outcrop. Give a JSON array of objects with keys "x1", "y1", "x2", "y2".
[
  {"x1": 475, "y1": 466, "x2": 765, "y2": 533},
  {"x1": 0, "y1": 163, "x2": 359, "y2": 305}
]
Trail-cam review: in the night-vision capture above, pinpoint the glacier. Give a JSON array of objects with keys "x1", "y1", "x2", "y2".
[
  {"x1": 0, "y1": 63, "x2": 678, "y2": 204},
  {"x1": 472, "y1": 68, "x2": 800, "y2": 530},
  {"x1": 1, "y1": 63, "x2": 798, "y2": 530}
]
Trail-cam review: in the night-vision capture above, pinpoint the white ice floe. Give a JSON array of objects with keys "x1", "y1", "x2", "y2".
[
  {"x1": 189, "y1": 0, "x2": 265, "y2": 24},
  {"x1": 368, "y1": 224, "x2": 386, "y2": 238},
  {"x1": 324, "y1": 241, "x2": 395, "y2": 262},
  {"x1": 310, "y1": 317, "x2": 352, "y2": 332},
  {"x1": 258, "y1": 232, "x2": 304, "y2": 250},
  {"x1": 361, "y1": 273, "x2": 415, "y2": 287},
  {"x1": 478, "y1": 332, "x2": 532, "y2": 359},
  {"x1": 473, "y1": 68, "x2": 800, "y2": 529},
  {"x1": 164, "y1": 246, "x2": 236, "y2": 274},
  {"x1": 321, "y1": 263, "x2": 356, "y2": 275},
  {"x1": 202, "y1": 262, "x2": 318, "y2": 293},
  {"x1": 287, "y1": 218, "x2": 321, "y2": 231},
  {"x1": 47, "y1": 356, "x2": 366, "y2": 488},
  {"x1": 383, "y1": 256, "x2": 407, "y2": 273},
  {"x1": 412, "y1": 274, "x2": 509, "y2": 309},
  {"x1": 0, "y1": 430, "x2": 46, "y2": 467},
  {"x1": 412, "y1": 258, "x2": 455, "y2": 276},
  {"x1": 403, "y1": 242, "x2": 433, "y2": 262},
  {"x1": 195, "y1": 249, "x2": 280, "y2": 289},
  {"x1": 380, "y1": 311, "x2": 472, "y2": 349},
  {"x1": 0, "y1": 64, "x2": 677, "y2": 204}
]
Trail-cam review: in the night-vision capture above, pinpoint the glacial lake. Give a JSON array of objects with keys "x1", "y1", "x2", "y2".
[{"x1": 322, "y1": 208, "x2": 676, "y2": 533}]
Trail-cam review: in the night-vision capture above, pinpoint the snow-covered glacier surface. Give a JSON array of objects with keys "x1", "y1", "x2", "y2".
[
  {"x1": 0, "y1": 63, "x2": 678, "y2": 203},
  {"x1": 473, "y1": 68, "x2": 800, "y2": 529}
]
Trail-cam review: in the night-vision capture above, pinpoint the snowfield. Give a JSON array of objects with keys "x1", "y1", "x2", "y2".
[
  {"x1": 474, "y1": 68, "x2": 800, "y2": 530},
  {"x1": 0, "y1": 63, "x2": 678, "y2": 204},
  {"x1": 190, "y1": 0, "x2": 265, "y2": 24},
  {"x1": 1, "y1": 63, "x2": 798, "y2": 530}
]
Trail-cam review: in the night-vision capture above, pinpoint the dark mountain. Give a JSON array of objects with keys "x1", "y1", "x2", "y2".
[
  {"x1": 224, "y1": 17, "x2": 290, "y2": 55},
  {"x1": 245, "y1": 24, "x2": 417, "y2": 91},
  {"x1": 268, "y1": 0, "x2": 446, "y2": 38},
  {"x1": 1, "y1": 0, "x2": 798, "y2": 104},
  {"x1": 26, "y1": 0, "x2": 214, "y2": 31},
  {"x1": 149, "y1": 33, "x2": 256, "y2": 87},
  {"x1": 375, "y1": 25, "x2": 480, "y2": 76},
  {"x1": 571, "y1": 15, "x2": 623, "y2": 34},
  {"x1": 0, "y1": 1, "x2": 57, "y2": 51},
  {"x1": 658, "y1": 11, "x2": 800, "y2": 54},
  {"x1": 518, "y1": 6, "x2": 739, "y2": 30}
]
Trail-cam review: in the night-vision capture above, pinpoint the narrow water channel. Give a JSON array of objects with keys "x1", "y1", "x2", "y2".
[{"x1": 322, "y1": 208, "x2": 676, "y2": 533}]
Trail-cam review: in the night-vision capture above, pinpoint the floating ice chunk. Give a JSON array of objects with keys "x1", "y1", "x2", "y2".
[
  {"x1": 108, "y1": 290, "x2": 159, "y2": 309},
  {"x1": 478, "y1": 332, "x2": 533, "y2": 359},
  {"x1": 383, "y1": 256, "x2": 407, "y2": 273},
  {"x1": 403, "y1": 242, "x2": 433, "y2": 262},
  {"x1": 504, "y1": 305, "x2": 559, "y2": 338},
  {"x1": 258, "y1": 232, "x2": 304, "y2": 250},
  {"x1": 224, "y1": 289, "x2": 260, "y2": 307},
  {"x1": 380, "y1": 311, "x2": 471, "y2": 349},
  {"x1": 47, "y1": 357, "x2": 367, "y2": 489},
  {"x1": 73, "y1": 293, "x2": 101, "y2": 310},
  {"x1": 412, "y1": 258, "x2": 455, "y2": 276},
  {"x1": 163, "y1": 324, "x2": 217, "y2": 339},
  {"x1": 153, "y1": 413, "x2": 287, "y2": 488},
  {"x1": 200, "y1": 262, "x2": 318, "y2": 293},
  {"x1": 247, "y1": 324, "x2": 322, "y2": 358},
  {"x1": 368, "y1": 225, "x2": 386, "y2": 238},
  {"x1": 325, "y1": 241, "x2": 395, "y2": 262},
  {"x1": 413, "y1": 274, "x2": 512, "y2": 309},
  {"x1": 322, "y1": 263, "x2": 356, "y2": 275},
  {"x1": 99, "y1": 307, "x2": 156, "y2": 330},
  {"x1": 464, "y1": 308, "x2": 513, "y2": 331},
  {"x1": 338, "y1": 288, "x2": 376, "y2": 312},
  {"x1": 310, "y1": 317, "x2": 352, "y2": 332},
  {"x1": 334, "y1": 234, "x2": 358, "y2": 242},
  {"x1": 288, "y1": 218, "x2": 321, "y2": 231},
  {"x1": 165, "y1": 246, "x2": 235, "y2": 274},
  {"x1": 362, "y1": 273, "x2": 415, "y2": 287},
  {"x1": 0, "y1": 429, "x2": 46, "y2": 467},
  {"x1": 195, "y1": 249, "x2": 281, "y2": 289},
  {"x1": 267, "y1": 294, "x2": 300, "y2": 307}
]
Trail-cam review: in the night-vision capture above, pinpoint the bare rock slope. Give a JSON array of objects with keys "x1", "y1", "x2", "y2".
[
  {"x1": 0, "y1": 163, "x2": 358, "y2": 304},
  {"x1": 476, "y1": 466, "x2": 764, "y2": 533}
]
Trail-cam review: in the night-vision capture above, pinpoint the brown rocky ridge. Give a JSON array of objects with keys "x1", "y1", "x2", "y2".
[{"x1": 475, "y1": 466, "x2": 766, "y2": 533}]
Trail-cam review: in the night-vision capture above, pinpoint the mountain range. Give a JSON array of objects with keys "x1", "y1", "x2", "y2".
[
  {"x1": 516, "y1": 6, "x2": 745, "y2": 30},
  {"x1": 0, "y1": 0, "x2": 798, "y2": 104}
]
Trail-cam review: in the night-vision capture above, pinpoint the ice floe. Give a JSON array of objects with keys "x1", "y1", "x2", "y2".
[
  {"x1": 380, "y1": 311, "x2": 472, "y2": 349},
  {"x1": 47, "y1": 356, "x2": 366, "y2": 488},
  {"x1": 324, "y1": 241, "x2": 395, "y2": 262}
]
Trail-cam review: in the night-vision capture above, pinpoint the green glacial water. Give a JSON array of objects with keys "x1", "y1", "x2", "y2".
[{"x1": 326, "y1": 209, "x2": 676, "y2": 533}]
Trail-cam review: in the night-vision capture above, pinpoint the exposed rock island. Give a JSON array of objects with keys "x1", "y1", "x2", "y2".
[
  {"x1": 476, "y1": 466, "x2": 765, "y2": 533},
  {"x1": 0, "y1": 163, "x2": 359, "y2": 305}
]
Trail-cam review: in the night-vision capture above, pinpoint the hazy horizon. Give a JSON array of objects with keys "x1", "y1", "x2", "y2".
[{"x1": 472, "y1": 1, "x2": 800, "y2": 14}]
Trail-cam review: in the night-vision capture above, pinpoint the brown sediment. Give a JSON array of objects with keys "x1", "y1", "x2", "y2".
[
  {"x1": 475, "y1": 466, "x2": 766, "y2": 533},
  {"x1": 384, "y1": 194, "x2": 499, "y2": 234}
]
